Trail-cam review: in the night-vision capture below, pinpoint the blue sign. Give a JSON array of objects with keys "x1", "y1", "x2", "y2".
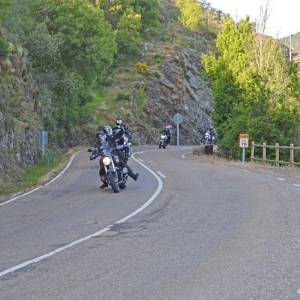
[{"x1": 39, "y1": 130, "x2": 48, "y2": 156}]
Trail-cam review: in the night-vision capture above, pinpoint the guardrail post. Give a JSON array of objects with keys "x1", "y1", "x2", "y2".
[
  {"x1": 290, "y1": 144, "x2": 294, "y2": 167},
  {"x1": 275, "y1": 143, "x2": 279, "y2": 166},
  {"x1": 251, "y1": 141, "x2": 255, "y2": 161},
  {"x1": 263, "y1": 142, "x2": 267, "y2": 163}
]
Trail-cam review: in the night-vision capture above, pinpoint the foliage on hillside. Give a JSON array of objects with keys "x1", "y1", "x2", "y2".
[
  {"x1": 2, "y1": 0, "x2": 300, "y2": 164},
  {"x1": 202, "y1": 18, "x2": 300, "y2": 158},
  {"x1": 4, "y1": 0, "x2": 117, "y2": 145},
  {"x1": 176, "y1": 0, "x2": 228, "y2": 34}
]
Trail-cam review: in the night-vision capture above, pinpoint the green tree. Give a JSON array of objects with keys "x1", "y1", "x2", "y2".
[
  {"x1": 5, "y1": 0, "x2": 117, "y2": 144},
  {"x1": 176, "y1": 0, "x2": 203, "y2": 31},
  {"x1": 0, "y1": 0, "x2": 10, "y2": 22},
  {"x1": 202, "y1": 18, "x2": 300, "y2": 157},
  {"x1": 33, "y1": 0, "x2": 116, "y2": 82},
  {"x1": 133, "y1": 0, "x2": 160, "y2": 33},
  {"x1": 116, "y1": 7, "x2": 142, "y2": 56}
]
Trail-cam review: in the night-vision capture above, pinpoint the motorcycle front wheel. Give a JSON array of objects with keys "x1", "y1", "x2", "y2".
[{"x1": 108, "y1": 172, "x2": 120, "y2": 193}]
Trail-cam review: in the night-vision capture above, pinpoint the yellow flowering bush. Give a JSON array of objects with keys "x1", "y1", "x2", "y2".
[{"x1": 135, "y1": 62, "x2": 148, "y2": 73}]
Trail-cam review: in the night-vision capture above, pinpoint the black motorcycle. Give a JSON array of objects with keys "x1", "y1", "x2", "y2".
[{"x1": 89, "y1": 143, "x2": 128, "y2": 193}]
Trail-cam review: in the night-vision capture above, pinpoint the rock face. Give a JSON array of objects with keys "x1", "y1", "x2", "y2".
[
  {"x1": 143, "y1": 47, "x2": 213, "y2": 144},
  {"x1": 0, "y1": 44, "x2": 40, "y2": 185}
]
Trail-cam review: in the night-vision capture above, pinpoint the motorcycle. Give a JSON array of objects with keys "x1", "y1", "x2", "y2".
[
  {"x1": 204, "y1": 131, "x2": 211, "y2": 145},
  {"x1": 120, "y1": 134, "x2": 132, "y2": 161},
  {"x1": 159, "y1": 134, "x2": 168, "y2": 149},
  {"x1": 203, "y1": 130, "x2": 217, "y2": 145},
  {"x1": 88, "y1": 142, "x2": 128, "y2": 193}
]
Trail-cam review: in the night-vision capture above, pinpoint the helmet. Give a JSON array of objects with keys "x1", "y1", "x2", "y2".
[
  {"x1": 102, "y1": 125, "x2": 113, "y2": 136},
  {"x1": 116, "y1": 119, "x2": 123, "y2": 127}
]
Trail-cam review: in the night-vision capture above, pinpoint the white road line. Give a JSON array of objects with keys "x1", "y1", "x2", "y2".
[
  {"x1": 138, "y1": 158, "x2": 145, "y2": 163},
  {"x1": 293, "y1": 183, "x2": 300, "y2": 187},
  {"x1": 157, "y1": 171, "x2": 166, "y2": 179},
  {"x1": 297, "y1": 288, "x2": 300, "y2": 294},
  {"x1": 277, "y1": 177, "x2": 287, "y2": 181},
  {"x1": 0, "y1": 150, "x2": 83, "y2": 208},
  {"x1": 0, "y1": 151, "x2": 163, "y2": 279}
]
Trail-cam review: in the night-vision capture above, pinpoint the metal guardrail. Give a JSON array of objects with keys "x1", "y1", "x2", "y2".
[{"x1": 250, "y1": 141, "x2": 300, "y2": 166}]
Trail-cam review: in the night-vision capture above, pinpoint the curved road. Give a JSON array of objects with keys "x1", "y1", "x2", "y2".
[{"x1": 0, "y1": 147, "x2": 299, "y2": 299}]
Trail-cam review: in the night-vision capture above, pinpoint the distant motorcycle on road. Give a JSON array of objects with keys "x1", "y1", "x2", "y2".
[
  {"x1": 159, "y1": 134, "x2": 168, "y2": 149},
  {"x1": 203, "y1": 127, "x2": 217, "y2": 145}
]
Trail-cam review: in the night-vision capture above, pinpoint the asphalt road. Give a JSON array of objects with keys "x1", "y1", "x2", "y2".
[{"x1": 0, "y1": 147, "x2": 299, "y2": 299}]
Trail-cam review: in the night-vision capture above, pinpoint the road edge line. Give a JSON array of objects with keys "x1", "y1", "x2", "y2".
[
  {"x1": 0, "y1": 150, "x2": 163, "y2": 278},
  {"x1": 0, "y1": 150, "x2": 84, "y2": 208}
]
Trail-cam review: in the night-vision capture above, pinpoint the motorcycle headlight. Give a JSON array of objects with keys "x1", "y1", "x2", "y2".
[{"x1": 103, "y1": 156, "x2": 111, "y2": 166}]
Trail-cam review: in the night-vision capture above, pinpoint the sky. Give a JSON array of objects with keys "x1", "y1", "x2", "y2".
[{"x1": 207, "y1": 0, "x2": 300, "y2": 38}]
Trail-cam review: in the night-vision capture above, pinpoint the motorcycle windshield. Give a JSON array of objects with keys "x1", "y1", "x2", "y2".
[{"x1": 100, "y1": 142, "x2": 112, "y2": 156}]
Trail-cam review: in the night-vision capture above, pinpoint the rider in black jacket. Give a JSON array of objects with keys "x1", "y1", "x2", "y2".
[
  {"x1": 162, "y1": 125, "x2": 172, "y2": 145},
  {"x1": 96, "y1": 124, "x2": 138, "y2": 189}
]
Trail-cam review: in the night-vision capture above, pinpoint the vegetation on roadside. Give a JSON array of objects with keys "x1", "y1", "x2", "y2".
[
  {"x1": 0, "y1": 149, "x2": 64, "y2": 195},
  {"x1": 202, "y1": 17, "x2": 300, "y2": 158},
  {"x1": 1, "y1": 0, "x2": 300, "y2": 192}
]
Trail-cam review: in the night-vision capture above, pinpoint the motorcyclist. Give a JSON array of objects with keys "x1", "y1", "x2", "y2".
[
  {"x1": 162, "y1": 125, "x2": 172, "y2": 145},
  {"x1": 204, "y1": 125, "x2": 216, "y2": 144},
  {"x1": 95, "y1": 125, "x2": 139, "y2": 189},
  {"x1": 113, "y1": 119, "x2": 132, "y2": 160}
]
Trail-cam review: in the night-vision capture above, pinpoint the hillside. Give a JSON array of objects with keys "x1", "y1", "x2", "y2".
[
  {"x1": 281, "y1": 33, "x2": 300, "y2": 68},
  {"x1": 0, "y1": 31, "x2": 41, "y2": 188},
  {"x1": 0, "y1": 0, "x2": 224, "y2": 188},
  {"x1": 83, "y1": 0, "x2": 220, "y2": 144},
  {"x1": 281, "y1": 32, "x2": 300, "y2": 52}
]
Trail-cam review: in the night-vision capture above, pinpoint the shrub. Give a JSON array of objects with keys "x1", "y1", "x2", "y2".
[
  {"x1": 114, "y1": 91, "x2": 131, "y2": 101},
  {"x1": 136, "y1": 86, "x2": 146, "y2": 106},
  {"x1": 153, "y1": 53, "x2": 164, "y2": 64},
  {"x1": 135, "y1": 62, "x2": 148, "y2": 73},
  {"x1": 0, "y1": 37, "x2": 10, "y2": 58}
]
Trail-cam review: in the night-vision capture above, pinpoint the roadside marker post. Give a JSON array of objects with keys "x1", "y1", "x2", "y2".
[
  {"x1": 39, "y1": 129, "x2": 48, "y2": 157},
  {"x1": 239, "y1": 133, "x2": 249, "y2": 163},
  {"x1": 172, "y1": 113, "x2": 183, "y2": 146}
]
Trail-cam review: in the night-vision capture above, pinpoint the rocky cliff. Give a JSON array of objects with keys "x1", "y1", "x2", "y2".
[
  {"x1": 0, "y1": 38, "x2": 41, "y2": 187},
  {"x1": 141, "y1": 46, "x2": 213, "y2": 144},
  {"x1": 103, "y1": 43, "x2": 214, "y2": 146}
]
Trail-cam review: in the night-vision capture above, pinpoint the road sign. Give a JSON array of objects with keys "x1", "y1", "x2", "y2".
[
  {"x1": 239, "y1": 133, "x2": 249, "y2": 163},
  {"x1": 39, "y1": 130, "x2": 48, "y2": 157},
  {"x1": 172, "y1": 113, "x2": 183, "y2": 146},
  {"x1": 239, "y1": 133, "x2": 249, "y2": 148},
  {"x1": 172, "y1": 113, "x2": 183, "y2": 125}
]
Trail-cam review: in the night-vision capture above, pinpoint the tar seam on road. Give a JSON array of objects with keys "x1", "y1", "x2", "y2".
[
  {"x1": 0, "y1": 151, "x2": 163, "y2": 279},
  {"x1": 0, "y1": 150, "x2": 84, "y2": 208},
  {"x1": 181, "y1": 152, "x2": 192, "y2": 159},
  {"x1": 277, "y1": 177, "x2": 287, "y2": 181}
]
